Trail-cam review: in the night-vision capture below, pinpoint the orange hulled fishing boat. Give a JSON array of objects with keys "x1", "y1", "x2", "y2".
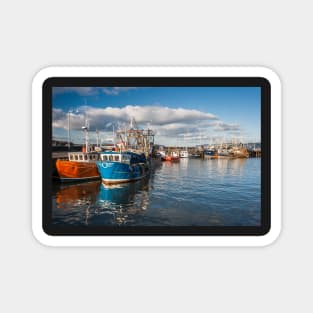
[
  {"x1": 55, "y1": 122, "x2": 101, "y2": 182},
  {"x1": 55, "y1": 152, "x2": 100, "y2": 182}
]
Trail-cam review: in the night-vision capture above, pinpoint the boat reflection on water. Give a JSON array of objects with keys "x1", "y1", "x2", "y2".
[
  {"x1": 96, "y1": 178, "x2": 150, "y2": 226},
  {"x1": 179, "y1": 157, "x2": 189, "y2": 170},
  {"x1": 53, "y1": 178, "x2": 150, "y2": 226},
  {"x1": 52, "y1": 161, "x2": 163, "y2": 226},
  {"x1": 54, "y1": 180, "x2": 101, "y2": 208},
  {"x1": 202, "y1": 157, "x2": 247, "y2": 177},
  {"x1": 215, "y1": 157, "x2": 247, "y2": 177},
  {"x1": 53, "y1": 180, "x2": 101, "y2": 225}
]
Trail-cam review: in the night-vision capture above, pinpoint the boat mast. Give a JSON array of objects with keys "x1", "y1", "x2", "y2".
[
  {"x1": 82, "y1": 118, "x2": 89, "y2": 153},
  {"x1": 96, "y1": 129, "x2": 99, "y2": 147},
  {"x1": 67, "y1": 110, "x2": 72, "y2": 150}
]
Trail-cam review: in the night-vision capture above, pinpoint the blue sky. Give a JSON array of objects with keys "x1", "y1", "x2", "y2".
[{"x1": 52, "y1": 86, "x2": 260, "y2": 146}]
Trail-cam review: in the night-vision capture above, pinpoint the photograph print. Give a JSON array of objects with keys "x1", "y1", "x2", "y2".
[{"x1": 50, "y1": 85, "x2": 262, "y2": 233}]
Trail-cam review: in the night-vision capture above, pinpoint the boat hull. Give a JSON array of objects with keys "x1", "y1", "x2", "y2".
[
  {"x1": 203, "y1": 154, "x2": 218, "y2": 159},
  {"x1": 203, "y1": 150, "x2": 218, "y2": 159},
  {"x1": 232, "y1": 150, "x2": 249, "y2": 158},
  {"x1": 97, "y1": 161, "x2": 149, "y2": 184},
  {"x1": 55, "y1": 159, "x2": 100, "y2": 182},
  {"x1": 161, "y1": 156, "x2": 180, "y2": 162}
]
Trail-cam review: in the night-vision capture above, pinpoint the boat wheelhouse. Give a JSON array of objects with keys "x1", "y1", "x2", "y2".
[
  {"x1": 217, "y1": 148, "x2": 232, "y2": 158},
  {"x1": 68, "y1": 152, "x2": 100, "y2": 162}
]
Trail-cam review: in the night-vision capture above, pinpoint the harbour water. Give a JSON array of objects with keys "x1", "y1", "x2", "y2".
[{"x1": 52, "y1": 158, "x2": 261, "y2": 227}]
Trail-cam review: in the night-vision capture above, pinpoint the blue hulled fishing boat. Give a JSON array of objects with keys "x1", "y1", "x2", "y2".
[
  {"x1": 96, "y1": 117, "x2": 155, "y2": 185},
  {"x1": 97, "y1": 151, "x2": 150, "y2": 184}
]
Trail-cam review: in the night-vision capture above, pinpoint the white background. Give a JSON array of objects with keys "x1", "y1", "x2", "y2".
[{"x1": 0, "y1": 0, "x2": 311, "y2": 312}]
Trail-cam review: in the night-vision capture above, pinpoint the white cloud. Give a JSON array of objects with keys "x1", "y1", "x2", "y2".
[
  {"x1": 53, "y1": 105, "x2": 217, "y2": 130},
  {"x1": 213, "y1": 121, "x2": 241, "y2": 132},
  {"x1": 52, "y1": 108, "x2": 66, "y2": 120},
  {"x1": 52, "y1": 105, "x2": 244, "y2": 145}
]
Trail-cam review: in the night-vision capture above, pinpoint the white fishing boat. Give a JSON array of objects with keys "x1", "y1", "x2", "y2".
[{"x1": 179, "y1": 150, "x2": 189, "y2": 158}]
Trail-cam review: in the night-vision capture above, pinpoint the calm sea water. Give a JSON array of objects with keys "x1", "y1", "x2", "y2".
[{"x1": 52, "y1": 158, "x2": 261, "y2": 226}]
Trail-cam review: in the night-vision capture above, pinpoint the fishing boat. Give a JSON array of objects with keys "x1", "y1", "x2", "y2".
[
  {"x1": 55, "y1": 121, "x2": 101, "y2": 182},
  {"x1": 96, "y1": 117, "x2": 155, "y2": 184},
  {"x1": 179, "y1": 150, "x2": 189, "y2": 158},
  {"x1": 179, "y1": 135, "x2": 189, "y2": 158},
  {"x1": 161, "y1": 151, "x2": 180, "y2": 162},
  {"x1": 218, "y1": 149, "x2": 232, "y2": 158},
  {"x1": 231, "y1": 145, "x2": 249, "y2": 158},
  {"x1": 97, "y1": 151, "x2": 149, "y2": 184},
  {"x1": 189, "y1": 152, "x2": 201, "y2": 158},
  {"x1": 55, "y1": 152, "x2": 100, "y2": 182},
  {"x1": 203, "y1": 148, "x2": 218, "y2": 159},
  {"x1": 155, "y1": 150, "x2": 165, "y2": 159}
]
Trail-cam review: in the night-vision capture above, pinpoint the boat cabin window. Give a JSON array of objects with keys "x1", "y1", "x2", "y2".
[
  {"x1": 74, "y1": 155, "x2": 78, "y2": 161},
  {"x1": 122, "y1": 155, "x2": 131, "y2": 163},
  {"x1": 101, "y1": 154, "x2": 122, "y2": 161},
  {"x1": 79, "y1": 155, "x2": 83, "y2": 160},
  {"x1": 84, "y1": 154, "x2": 88, "y2": 160},
  {"x1": 69, "y1": 154, "x2": 73, "y2": 160}
]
